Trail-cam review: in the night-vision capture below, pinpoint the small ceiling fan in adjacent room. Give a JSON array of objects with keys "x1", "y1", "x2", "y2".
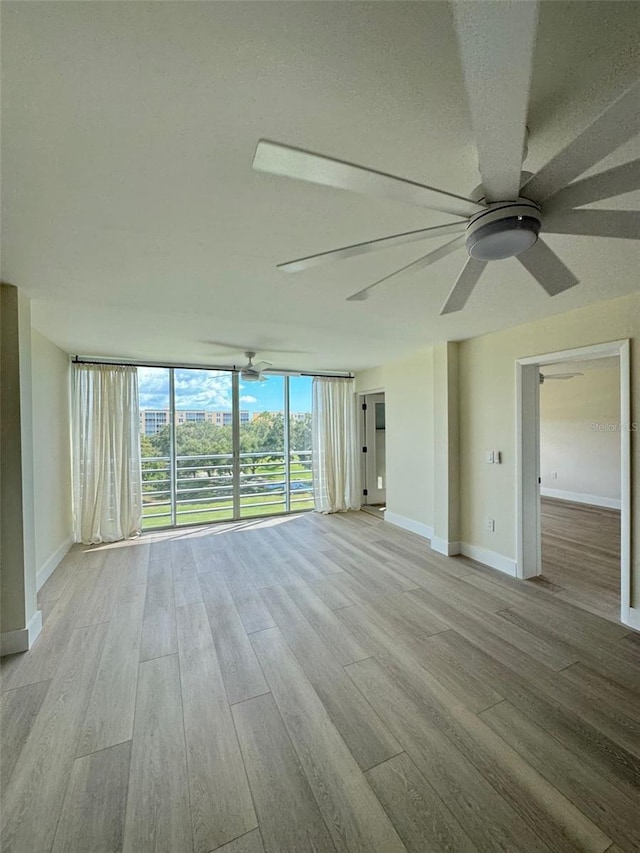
[
  {"x1": 539, "y1": 371, "x2": 584, "y2": 385},
  {"x1": 252, "y1": 1, "x2": 640, "y2": 314}
]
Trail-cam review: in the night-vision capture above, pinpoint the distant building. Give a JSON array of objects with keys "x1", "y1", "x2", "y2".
[
  {"x1": 251, "y1": 411, "x2": 309, "y2": 422},
  {"x1": 140, "y1": 409, "x2": 249, "y2": 435}
]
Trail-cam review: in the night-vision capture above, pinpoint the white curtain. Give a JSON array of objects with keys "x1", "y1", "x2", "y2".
[
  {"x1": 72, "y1": 364, "x2": 142, "y2": 544},
  {"x1": 312, "y1": 377, "x2": 360, "y2": 513}
]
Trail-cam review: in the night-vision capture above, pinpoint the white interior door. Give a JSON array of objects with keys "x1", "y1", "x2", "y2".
[{"x1": 364, "y1": 393, "x2": 386, "y2": 504}]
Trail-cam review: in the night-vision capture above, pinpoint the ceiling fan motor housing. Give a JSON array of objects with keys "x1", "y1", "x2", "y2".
[{"x1": 466, "y1": 199, "x2": 542, "y2": 261}]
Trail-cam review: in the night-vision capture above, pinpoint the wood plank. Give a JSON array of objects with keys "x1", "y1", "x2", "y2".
[
  {"x1": 232, "y1": 693, "x2": 336, "y2": 853},
  {"x1": 172, "y1": 539, "x2": 203, "y2": 607},
  {"x1": 559, "y1": 661, "x2": 640, "y2": 724},
  {"x1": 0, "y1": 623, "x2": 108, "y2": 853},
  {"x1": 409, "y1": 584, "x2": 578, "y2": 671},
  {"x1": 139, "y1": 570, "x2": 178, "y2": 661},
  {"x1": 0, "y1": 679, "x2": 50, "y2": 794},
  {"x1": 122, "y1": 654, "x2": 192, "y2": 853},
  {"x1": 283, "y1": 579, "x2": 368, "y2": 665},
  {"x1": 338, "y1": 607, "x2": 503, "y2": 715},
  {"x1": 199, "y1": 572, "x2": 268, "y2": 704},
  {"x1": 52, "y1": 741, "x2": 131, "y2": 853},
  {"x1": 77, "y1": 583, "x2": 146, "y2": 756},
  {"x1": 37, "y1": 548, "x2": 81, "y2": 603},
  {"x1": 345, "y1": 656, "x2": 553, "y2": 853},
  {"x1": 176, "y1": 603, "x2": 257, "y2": 853},
  {"x1": 480, "y1": 700, "x2": 640, "y2": 852},
  {"x1": 119, "y1": 541, "x2": 150, "y2": 586},
  {"x1": 1, "y1": 564, "x2": 103, "y2": 690},
  {"x1": 261, "y1": 585, "x2": 402, "y2": 770},
  {"x1": 221, "y1": 551, "x2": 277, "y2": 634},
  {"x1": 366, "y1": 752, "x2": 477, "y2": 853},
  {"x1": 309, "y1": 577, "x2": 355, "y2": 610},
  {"x1": 251, "y1": 627, "x2": 406, "y2": 853},
  {"x1": 429, "y1": 630, "x2": 640, "y2": 803},
  {"x1": 215, "y1": 829, "x2": 265, "y2": 853},
  {"x1": 358, "y1": 651, "x2": 611, "y2": 853},
  {"x1": 76, "y1": 550, "x2": 126, "y2": 626}
]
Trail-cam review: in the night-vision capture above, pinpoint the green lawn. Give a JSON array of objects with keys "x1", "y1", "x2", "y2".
[
  {"x1": 141, "y1": 455, "x2": 313, "y2": 529},
  {"x1": 141, "y1": 492, "x2": 314, "y2": 529}
]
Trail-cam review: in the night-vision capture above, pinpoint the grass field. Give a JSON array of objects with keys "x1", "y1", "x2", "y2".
[
  {"x1": 141, "y1": 456, "x2": 313, "y2": 529},
  {"x1": 141, "y1": 492, "x2": 314, "y2": 529}
]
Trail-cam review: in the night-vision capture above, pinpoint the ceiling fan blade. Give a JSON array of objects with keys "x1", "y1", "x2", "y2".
[
  {"x1": 521, "y1": 78, "x2": 640, "y2": 203},
  {"x1": 440, "y1": 257, "x2": 487, "y2": 315},
  {"x1": 278, "y1": 222, "x2": 467, "y2": 273},
  {"x1": 543, "y1": 159, "x2": 640, "y2": 215},
  {"x1": 206, "y1": 340, "x2": 308, "y2": 355},
  {"x1": 346, "y1": 235, "x2": 465, "y2": 302},
  {"x1": 517, "y1": 238, "x2": 579, "y2": 296},
  {"x1": 544, "y1": 209, "x2": 640, "y2": 240},
  {"x1": 253, "y1": 140, "x2": 483, "y2": 218},
  {"x1": 252, "y1": 361, "x2": 272, "y2": 372},
  {"x1": 452, "y1": 0, "x2": 538, "y2": 202}
]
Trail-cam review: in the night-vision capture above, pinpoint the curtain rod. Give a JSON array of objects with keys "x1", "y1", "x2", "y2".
[{"x1": 71, "y1": 356, "x2": 354, "y2": 380}]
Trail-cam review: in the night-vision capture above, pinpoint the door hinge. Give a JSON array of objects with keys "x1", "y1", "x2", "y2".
[
  {"x1": 363, "y1": 489, "x2": 368, "y2": 496},
  {"x1": 362, "y1": 403, "x2": 367, "y2": 411},
  {"x1": 362, "y1": 446, "x2": 367, "y2": 453},
  {"x1": 538, "y1": 477, "x2": 541, "y2": 484}
]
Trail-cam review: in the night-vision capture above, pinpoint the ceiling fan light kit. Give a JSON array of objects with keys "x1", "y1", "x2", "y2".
[
  {"x1": 252, "y1": 1, "x2": 639, "y2": 314},
  {"x1": 465, "y1": 201, "x2": 542, "y2": 261}
]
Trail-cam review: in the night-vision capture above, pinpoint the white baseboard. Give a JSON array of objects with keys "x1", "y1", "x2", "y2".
[
  {"x1": 622, "y1": 607, "x2": 640, "y2": 632},
  {"x1": 0, "y1": 609, "x2": 43, "y2": 656},
  {"x1": 36, "y1": 535, "x2": 73, "y2": 591},
  {"x1": 384, "y1": 511, "x2": 433, "y2": 541},
  {"x1": 541, "y1": 488, "x2": 621, "y2": 511},
  {"x1": 459, "y1": 542, "x2": 518, "y2": 577},
  {"x1": 431, "y1": 537, "x2": 461, "y2": 557}
]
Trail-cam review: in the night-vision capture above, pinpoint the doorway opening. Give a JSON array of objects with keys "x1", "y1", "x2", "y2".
[
  {"x1": 538, "y1": 357, "x2": 621, "y2": 621},
  {"x1": 360, "y1": 392, "x2": 386, "y2": 518},
  {"x1": 516, "y1": 340, "x2": 633, "y2": 628}
]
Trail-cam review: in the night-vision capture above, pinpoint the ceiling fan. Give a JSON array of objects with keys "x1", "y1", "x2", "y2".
[
  {"x1": 252, "y1": 1, "x2": 640, "y2": 314},
  {"x1": 539, "y1": 372, "x2": 584, "y2": 384},
  {"x1": 240, "y1": 351, "x2": 272, "y2": 382},
  {"x1": 205, "y1": 339, "x2": 309, "y2": 357}
]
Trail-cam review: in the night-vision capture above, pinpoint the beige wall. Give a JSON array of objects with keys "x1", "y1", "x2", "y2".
[
  {"x1": 356, "y1": 348, "x2": 434, "y2": 533},
  {"x1": 31, "y1": 329, "x2": 72, "y2": 583},
  {"x1": 1, "y1": 285, "x2": 37, "y2": 636},
  {"x1": 459, "y1": 292, "x2": 639, "y2": 604},
  {"x1": 540, "y1": 365, "x2": 621, "y2": 505}
]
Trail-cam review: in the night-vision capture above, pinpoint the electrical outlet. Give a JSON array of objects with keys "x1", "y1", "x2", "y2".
[
  {"x1": 486, "y1": 517, "x2": 495, "y2": 532},
  {"x1": 552, "y1": 471, "x2": 558, "y2": 479}
]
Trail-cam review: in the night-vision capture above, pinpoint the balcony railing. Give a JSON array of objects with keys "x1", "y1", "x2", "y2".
[{"x1": 141, "y1": 449, "x2": 313, "y2": 528}]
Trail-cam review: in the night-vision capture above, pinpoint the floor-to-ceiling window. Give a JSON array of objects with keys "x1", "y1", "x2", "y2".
[
  {"x1": 289, "y1": 376, "x2": 313, "y2": 511},
  {"x1": 139, "y1": 368, "x2": 313, "y2": 529}
]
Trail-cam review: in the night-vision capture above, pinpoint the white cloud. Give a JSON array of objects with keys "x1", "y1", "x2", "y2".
[
  {"x1": 240, "y1": 395, "x2": 257, "y2": 404},
  {"x1": 137, "y1": 367, "x2": 235, "y2": 410}
]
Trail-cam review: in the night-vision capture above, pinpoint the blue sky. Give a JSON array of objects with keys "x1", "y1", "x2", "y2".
[{"x1": 138, "y1": 367, "x2": 312, "y2": 414}]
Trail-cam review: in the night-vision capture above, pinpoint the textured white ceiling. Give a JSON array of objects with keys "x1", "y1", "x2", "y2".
[{"x1": 2, "y1": 1, "x2": 639, "y2": 371}]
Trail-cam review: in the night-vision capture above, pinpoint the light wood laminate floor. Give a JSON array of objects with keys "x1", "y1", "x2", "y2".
[
  {"x1": 540, "y1": 498, "x2": 621, "y2": 622},
  {"x1": 2, "y1": 510, "x2": 639, "y2": 853}
]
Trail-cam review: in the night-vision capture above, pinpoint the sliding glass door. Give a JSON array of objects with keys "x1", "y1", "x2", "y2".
[{"x1": 138, "y1": 368, "x2": 313, "y2": 529}]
